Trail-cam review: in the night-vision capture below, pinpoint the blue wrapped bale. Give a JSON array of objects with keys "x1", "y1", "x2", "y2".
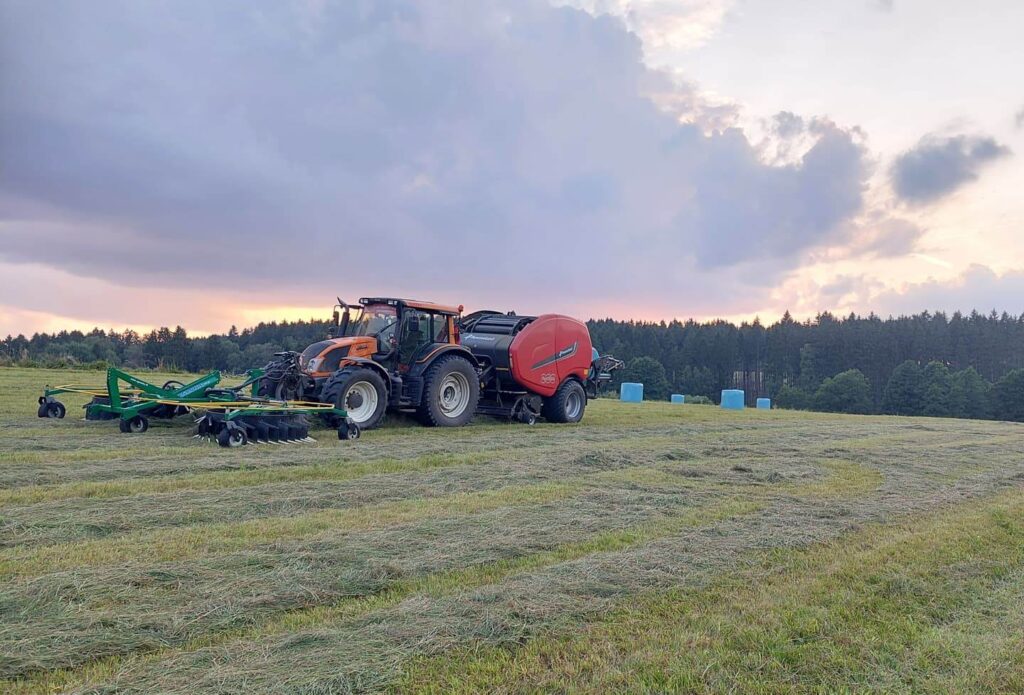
[
  {"x1": 671, "y1": 394, "x2": 685, "y2": 404},
  {"x1": 721, "y1": 389, "x2": 745, "y2": 410},
  {"x1": 620, "y1": 382, "x2": 644, "y2": 403},
  {"x1": 756, "y1": 398, "x2": 771, "y2": 410}
]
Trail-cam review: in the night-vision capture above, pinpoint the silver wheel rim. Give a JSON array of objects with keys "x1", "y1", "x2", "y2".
[
  {"x1": 438, "y1": 372, "x2": 471, "y2": 418},
  {"x1": 344, "y1": 381, "x2": 379, "y2": 424},
  {"x1": 566, "y1": 391, "x2": 583, "y2": 420}
]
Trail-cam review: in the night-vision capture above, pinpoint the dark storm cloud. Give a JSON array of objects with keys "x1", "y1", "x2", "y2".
[
  {"x1": 686, "y1": 120, "x2": 867, "y2": 267},
  {"x1": 0, "y1": 0, "x2": 871, "y2": 303},
  {"x1": 890, "y1": 133, "x2": 1010, "y2": 205}
]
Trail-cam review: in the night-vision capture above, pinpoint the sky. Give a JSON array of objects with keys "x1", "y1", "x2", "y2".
[{"x1": 1, "y1": 0, "x2": 1022, "y2": 336}]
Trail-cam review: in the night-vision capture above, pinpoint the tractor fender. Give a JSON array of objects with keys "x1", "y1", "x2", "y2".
[
  {"x1": 336, "y1": 357, "x2": 393, "y2": 393},
  {"x1": 407, "y1": 345, "x2": 480, "y2": 379}
]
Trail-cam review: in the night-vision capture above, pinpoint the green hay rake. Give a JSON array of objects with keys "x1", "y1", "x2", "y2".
[{"x1": 38, "y1": 367, "x2": 360, "y2": 447}]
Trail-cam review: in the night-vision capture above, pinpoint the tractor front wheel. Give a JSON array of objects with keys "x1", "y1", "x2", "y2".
[
  {"x1": 321, "y1": 367, "x2": 388, "y2": 430},
  {"x1": 418, "y1": 355, "x2": 479, "y2": 427}
]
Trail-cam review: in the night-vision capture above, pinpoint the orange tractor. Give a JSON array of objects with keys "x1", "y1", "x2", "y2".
[
  {"x1": 258, "y1": 297, "x2": 621, "y2": 430},
  {"x1": 259, "y1": 298, "x2": 480, "y2": 430}
]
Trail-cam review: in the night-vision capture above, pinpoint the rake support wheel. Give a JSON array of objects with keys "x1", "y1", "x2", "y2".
[
  {"x1": 217, "y1": 425, "x2": 248, "y2": 448},
  {"x1": 119, "y1": 414, "x2": 149, "y2": 434}
]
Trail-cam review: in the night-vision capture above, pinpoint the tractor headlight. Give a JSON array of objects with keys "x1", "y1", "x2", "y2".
[{"x1": 306, "y1": 357, "x2": 322, "y2": 372}]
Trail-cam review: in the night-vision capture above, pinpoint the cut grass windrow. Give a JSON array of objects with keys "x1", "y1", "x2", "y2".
[
  {"x1": 0, "y1": 458, "x2": 867, "y2": 578},
  {"x1": 394, "y1": 487, "x2": 1024, "y2": 694},
  {"x1": 3, "y1": 497, "x2": 764, "y2": 692},
  {"x1": 0, "y1": 450, "x2": 502, "y2": 507},
  {"x1": 0, "y1": 480, "x2": 577, "y2": 577},
  {"x1": 0, "y1": 431, "x2": 724, "y2": 506}
]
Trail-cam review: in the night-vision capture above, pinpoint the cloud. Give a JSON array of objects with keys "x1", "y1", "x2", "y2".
[
  {"x1": 846, "y1": 216, "x2": 923, "y2": 259},
  {"x1": 873, "y1": 265, "x2": 1024, "y2": 316},
  {"x1": 1016, "y1": 106, "x2": 1024, "y2": 129},
  {"x1": 0, "y1": 0, "x2": 870, "y2": 323},
  {"x1": 559, "y1": 0, "x2": 735, "y2": 55},
  {"x1": 890, "y1": 133, "x2": 1011, "y2": 204}
]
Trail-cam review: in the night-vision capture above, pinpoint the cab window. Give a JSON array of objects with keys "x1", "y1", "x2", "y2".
[{"x1": 399, "y1": 311, "x2": 432, "y2": 363}]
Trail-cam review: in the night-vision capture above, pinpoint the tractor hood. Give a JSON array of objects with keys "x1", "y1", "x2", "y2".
[{"x1": 300, "y1": 336, "x2": 377, "y2": 377}]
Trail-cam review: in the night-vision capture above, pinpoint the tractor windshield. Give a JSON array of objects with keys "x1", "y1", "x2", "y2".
[{"x1": 345, "y1": 304, "x2": 398, "y2": 338}]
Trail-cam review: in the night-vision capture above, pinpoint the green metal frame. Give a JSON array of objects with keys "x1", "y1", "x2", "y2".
[{"x1": 42, "y1": 367, "x2": 347, "y2": 422}]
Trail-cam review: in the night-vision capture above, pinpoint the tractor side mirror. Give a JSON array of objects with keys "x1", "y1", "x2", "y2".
[{"x1": 332, "y1": 309, "x2": 340, "y2": 324}]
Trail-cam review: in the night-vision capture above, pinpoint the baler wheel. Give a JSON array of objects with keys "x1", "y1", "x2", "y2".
[
  {"x1": 417, "y1": 355, "x2": 479, "y2": 427},
  {"x1": 542, "y1": 380, "x2": 587, "y2": 424}
]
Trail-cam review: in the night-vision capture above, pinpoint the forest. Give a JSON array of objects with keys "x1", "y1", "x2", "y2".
[{"x1": 4, "y1": 309, "x2": 1024, "y2": 421}]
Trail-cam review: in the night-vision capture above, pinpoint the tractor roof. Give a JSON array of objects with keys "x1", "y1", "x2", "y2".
[{"x1": 359, "y1": 298, "x2": 464, "y2": 315}]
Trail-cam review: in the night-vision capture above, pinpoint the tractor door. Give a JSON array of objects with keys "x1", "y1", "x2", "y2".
[{"x1": 397, "y1": 310, "x2": 441, "y2": 370}]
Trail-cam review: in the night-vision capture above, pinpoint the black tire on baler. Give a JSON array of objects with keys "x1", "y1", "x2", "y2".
[
  {"x1": 321, "y1": 367, "x2": 388, "y2": 430},
  {"x1": 542, "y1": 379, "x2": 587, "y2": 423},
  {"x1": 417, "y1": 355, "x2": 479, "y2": 427}
]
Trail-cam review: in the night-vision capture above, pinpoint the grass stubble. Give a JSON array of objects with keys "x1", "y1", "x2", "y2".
[{"x1": 1, "y1": 366, "x2": 1023, "y2": 693}]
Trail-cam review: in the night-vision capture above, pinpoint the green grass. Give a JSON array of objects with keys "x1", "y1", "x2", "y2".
[
  {"x1": 1, "y1": 365, "x2": 1023, "y2": 693},
  {"x1": 396, "y1": 489, "x2": 1024, "y2": 694}
]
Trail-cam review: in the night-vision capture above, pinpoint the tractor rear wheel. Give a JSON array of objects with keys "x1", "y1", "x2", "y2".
[
  {"x1": 320, "y1": 367, "x2": 388, "y2": 430},
  {"x1": 418, "y1": 355, "x2": 479, "y2": 427},
  {"x1": 542, "y1": 379, "x2": 587, "y2": 423}
]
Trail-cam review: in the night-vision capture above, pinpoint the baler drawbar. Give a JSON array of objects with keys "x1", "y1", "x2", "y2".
[{"x1": 37, "y1": 367, "x2": 360, "y2": 446}]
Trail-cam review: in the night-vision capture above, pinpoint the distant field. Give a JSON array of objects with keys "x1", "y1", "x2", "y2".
[{"x1": 2, "y1": 365, "x2": 1023, "y2": 693}]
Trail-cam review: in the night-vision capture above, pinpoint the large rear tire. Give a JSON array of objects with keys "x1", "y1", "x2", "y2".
[
  {"x1": 320, "y1": 367, "x2": 388, "y2": 430},
  {"x1": 417, "y1": 355, "x2": 479, "y2": 427},
  {"x1": 542, "y1": 379, "x2": 587, "y2": 423}
]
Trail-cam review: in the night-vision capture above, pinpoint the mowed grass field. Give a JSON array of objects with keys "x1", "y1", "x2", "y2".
[{"x1": 2, "y1": 366, "x2": 1024, "y2": 694}]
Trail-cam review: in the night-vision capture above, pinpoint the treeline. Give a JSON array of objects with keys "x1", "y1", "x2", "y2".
[
  {"x1": 4, "y1": 309, "x2": 1024, "y2": 420},
  {"x1": 0, "y1": 321, "x2": 334, "y2": 375},
  {"x1": 591, "y1": 310, "x2": 1024, "y2": 421}
]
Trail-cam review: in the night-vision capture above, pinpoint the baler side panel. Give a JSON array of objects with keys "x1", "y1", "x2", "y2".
[
  {"x1": 510, "y1": 315, "x2": 592, "y2": 397},
  {"x1": 555, "y1": 318, "x2": 593, "y2": 386},
  {"x1": 510, "y1": 315, "x2": 559, "y2": 396}
]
